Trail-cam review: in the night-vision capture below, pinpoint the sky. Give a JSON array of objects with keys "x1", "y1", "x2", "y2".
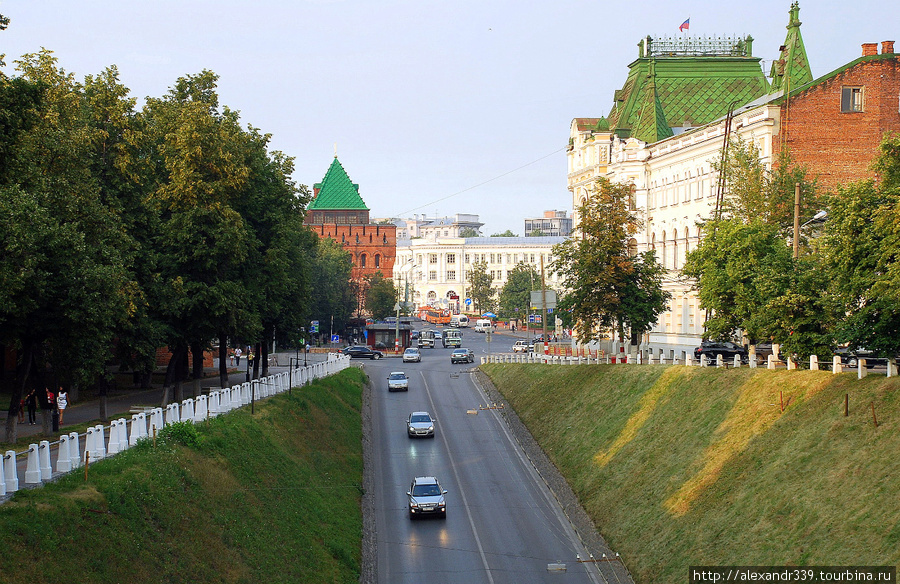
[{"x1": 1, "y1": 1, "x2": 898, "y2": 235}]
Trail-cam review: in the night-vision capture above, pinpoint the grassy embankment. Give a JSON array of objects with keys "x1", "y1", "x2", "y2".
[
  {"x1": 0, "y1": 367, "x2": 366, "y2": 584},
  {"x1": 482, "y1": 363, "x2": 900, "y2": 584}
]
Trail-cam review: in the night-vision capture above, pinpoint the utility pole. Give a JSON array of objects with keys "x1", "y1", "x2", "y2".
[{"x1": 540, "y1": 255, "x2": 547, "y2": 352}]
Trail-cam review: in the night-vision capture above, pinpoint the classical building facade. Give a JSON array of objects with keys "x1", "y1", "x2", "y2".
[
  {"x1": 393, "y1": 236, "x2": 566, "y2": 314},
  {"x1": 567, "y1": 3, "x2": 900, "y2": 358},
  {"x1": 305, "y1": 157, "x2": 396, "y2": 308}
]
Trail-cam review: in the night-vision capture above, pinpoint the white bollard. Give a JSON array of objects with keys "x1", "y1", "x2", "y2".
[
  {"x1": 888, "y1": 359, "x2": 897, "y2": 378},
  {"x1": 5, "y1": 450, "x2": 19, "y2": 492},
  {"x1": 68, "y1": 432, "x2": 81, "y2": 470},
  {"x1": 673, "y1": 356, "x2": 681, "y2": 365},
  {"x1": 716, "y1": 354, "x2": 724, "y2": 368},
  {"x1": 39, "y1": 440, "x2": 52, "y2": 481},
  {"x1": 810, "y1": 355, "x2": 819, "y2": 371},
  {"x1": 682, "y1": 355, "x2": 690, "y2": 367},
  {"x1": 787, "y1": 356, "x2": 797, "y2": 370},
  {"x1": 858, "y1": 359, "x2": 867, "y2": 379},
  {"x1": 25, "y1": 444, "x2": 42, "y2": 484},
  {"x1": 165, "y1": 403, "x2": 180, "y2": 426},
  {"x1": 767, "y1": 355, "x2": 776, "y2": 370},
  {"x1": 700, "y1": 354, "x2": 708, "y2": 367},
  {"x1": 57, "y1": 434, "x2": 72, "y2": 473},
  {"x1": 84, "y1": 427, "x2": 96, "y2": 464},
  {"x1": 195, "y1": 395, "x2": 208, "y2": 422},
  {"x1": 107, "y1": 421, "x2": 121, "y2": 456},
  {"x1": 0, "y1": 455, "x2": 5, "y2": 496},
  {"x1": 733, "y1": 355, "x2": 741, "y2": 368},
  {"x1": 130, "y1": 415, "x2": 142, "y2": 446},
  {"x1": 832, "y1": 355, "x2": 842, "y2": 374},
  {"x1": 181, "y1": 398, "x2": 195, "y2": 423},
  {"x1": 94, "y1": 425, "x2": 107, "y2": 460},
  {"x1": 118, "y1": 419, "x2": 129, "y2": 452},
  {"x1": 749, "y1": 354, "x2": 758, "y2": 368}
]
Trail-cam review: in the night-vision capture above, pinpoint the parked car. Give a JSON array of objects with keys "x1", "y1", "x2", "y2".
[
  {"x1": 374, "y1": 341, "x2": 389, "y2": 349},
  {"x1": 387, "y1": 371, "x2": 409, "y2": 392},
  {"x1": 407, "y1": 411, "x2": 436, "y2": 438},
  {"x1": 450, "y1": 348, "x2": 474, "y2": 364},
  {"x1": 402, "y1": 348, "x2": 422, "y2": 363},
  {"x1": 512, "y1": 340, "x2": 532, "y2": 353},
  {"x1": 342, "y1": 345, "x2": 383, "y2": 360},
  {"x1": 834, "y1": 347, "x2": 897, "y2": 368},
  {"x1": 693, "y1": 341, "x2": 747, "y2": 364},
  {"x1": 407, "y1": 476, "x2": 447, "y2": 519}
]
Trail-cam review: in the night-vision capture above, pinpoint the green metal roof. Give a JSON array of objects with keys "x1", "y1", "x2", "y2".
[
  {"x1": 308, "y1": 157, "x2": 368, "y2": 210},
  {"x1": 632, "y1": 61, "x2": 674, "y2": 143},
  {"x1": 607, "y1": 36, "x2": 769, "y2": 142},
  {"x1": 769, "y1": 2, "x2": 813, "y2": 93}
]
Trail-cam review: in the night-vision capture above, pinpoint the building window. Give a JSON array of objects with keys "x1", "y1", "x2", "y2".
[
  {"x1": 490, "y1": 253, "x2": 495, "y2": 263},
  {"x1": 841, "y1": 86, "x2": 864, "y2": 112},
  {"x1": 429, "y1": 254, "x2": 438, "y2": 264},
  {"x1": 448, "y1": 270, "x2": 456, "y2": 281},
  {"x1": 374, "y1": 254, "x2": 380, "y2": 268},
  {"x1": 447, "y1": 253, "x2": 456, "y2": 263},
  {"x1": 429, "y1": 271, "x2": 437, "y2": 281},
  {"x1": 530, "y1": 254, "x2": 535, "y2": 263},
  {"x1": 465, "y1": 254, "x2": 470, "y2": 263},
  {"x1": 360, "y1": 254, "x2": 367, "y2": 268}
]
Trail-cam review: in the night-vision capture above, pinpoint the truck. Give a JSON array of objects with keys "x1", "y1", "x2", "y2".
[
  {"x1": 417, "y1": 329, "x2": 436, "y2": 349},
  {"x1": 441, "y1": 329, "x2": 462, "y2": 348}
]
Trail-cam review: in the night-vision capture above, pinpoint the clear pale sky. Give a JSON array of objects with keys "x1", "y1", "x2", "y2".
[{"x1": 1, "y1": 1, "x2": 897, "y2": 234}]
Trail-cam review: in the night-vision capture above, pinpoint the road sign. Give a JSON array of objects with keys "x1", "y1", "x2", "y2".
[
  {"x1": 548, "y1": 308, "x2": 554, "y2": 313},
  {"x1": 529, "y1": 290, "x2": 557, "y2": 310},
  {"x1": 311, "y1": 320, "x2": 319, "y2": 333},
  {"x1": 330, "y1": 334, "x2": 339, "y2": 343},
  {"x1": 465, "y1": 298, "x2": 472, "y2": 306}
]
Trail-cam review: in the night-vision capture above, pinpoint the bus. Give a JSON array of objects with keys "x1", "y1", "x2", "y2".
[
  {"x1": 418, "y1": 329, "x2": 436, "y2": 349},
  {"x1": 418, "y1": 306, "x2": 451, "y2": 326},
  {"x1": 441, "y1": 329, "x2": 462, "y2": 348}
]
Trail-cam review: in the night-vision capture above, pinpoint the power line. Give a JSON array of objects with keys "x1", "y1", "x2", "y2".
[{"x1": 395, "y1": 147, "x2": 567, "y2": 217}]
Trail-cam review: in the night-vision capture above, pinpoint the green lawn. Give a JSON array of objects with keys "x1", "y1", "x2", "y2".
[
  {"x1": 483, "y1": 364, "x2": 900, "y2": 584},
  {"x1": 0, "y1": 367, "x2": 366, "y2": 584}
]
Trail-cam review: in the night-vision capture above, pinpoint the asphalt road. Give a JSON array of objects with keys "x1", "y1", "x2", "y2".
[{"x1": 367, "y1": 325, "x2": 603, "y2": 584}]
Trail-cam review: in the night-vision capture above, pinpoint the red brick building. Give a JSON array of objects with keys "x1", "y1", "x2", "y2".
[
  {"x1": 305, "y1": 157, "x2": 396, "y2": 305},
  {"x1": 778, "y1": 40, "x2": 899, "y2": 191}
]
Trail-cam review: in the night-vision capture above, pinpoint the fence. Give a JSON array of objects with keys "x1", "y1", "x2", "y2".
[
  {"x1": 0, "y1": 354, "x2": 351, "y2": 498},
  {"x1": 480, "y1": 351, "x2": 898, "y2": 379}
]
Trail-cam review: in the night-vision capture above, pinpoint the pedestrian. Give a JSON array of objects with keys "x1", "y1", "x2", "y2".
[
  {"x1": 57, "y1": 387, "x2": 68, "y2": 425},
  {"x1": 234, "y1": 346, "x2": 242, "y2": 366},
  {"x1": 25, "y1": 389, "x2": 37, "y2": 425},
  {"x1": 229, "y1": 348, "x2": 234, "y2": 367}
]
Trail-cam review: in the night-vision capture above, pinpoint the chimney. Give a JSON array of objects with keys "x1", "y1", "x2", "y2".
[
  {"x1": 862, "y1": 43, "x2": 878, "y2": 56},
  {"x1": 883, "y1": 40, "x2": 895, "y2": 54}
]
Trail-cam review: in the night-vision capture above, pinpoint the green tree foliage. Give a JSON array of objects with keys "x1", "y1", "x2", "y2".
[
  {"x1": 467, "y1": 260, "x2": 494, "y2": 314},
  {"x1": 491, "y1": 229, "x2": 517, "y2": 237},
  {"x1": 459, "y1": 227, "x2": 480, "y2": 238},
  {"x1": 364, "y1": 272, "x2": 397, "y2": 321},
  {"x1": 528, "y1": 229, "x2": 545, "y2": 237},
  {"x1": 820, "y1": 134, "x2": 900, "y2": 358},
  {"x1": 498, "y1": 263, "x2": 539, "y2": 321},
  {"x1": 306, "y1": 236, "x2": 356, "y2": 337},
  {"x1": 552, "y1": 177, "x2": 669, "y2": 343}
]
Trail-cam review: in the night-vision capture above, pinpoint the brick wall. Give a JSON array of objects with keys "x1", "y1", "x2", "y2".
[
  {"x1": 310, "y1": 223, "x2": 397, "y2": 280},
  {"x1": 778, "y1": 49, "x2": 900, "y2": 192}
]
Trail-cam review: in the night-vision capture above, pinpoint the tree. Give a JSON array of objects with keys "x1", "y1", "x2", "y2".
[
  {"x1": 468, "y1": 260, "x2": 494, "y2": 313},
  {"x1": 552, "y1": 177, "x2": 669, "y2": 343},
  {"x1": 491, "y1": 229, "x2": 517, "y2": 237},
  {"x1": 820, "y1": 134, "x2": 900, "y2": 359},
  {"x1": 364, "y1": 272, "x2": 397, "y2": 321},
  {"x1": 498, "y1": 263, "x2": 539, "y2": 321},
  {"x1": 459, "y1": 227, "x2": 480, "y2": 238},
  {"x1": 306, "y1": 236, "x2": 355, "y2": 340},
  {"x1": 528, "y1": 229, "x2": 546, "y2": 237}
]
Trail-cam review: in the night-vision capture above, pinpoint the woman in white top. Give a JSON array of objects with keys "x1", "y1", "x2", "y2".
[{"x1": 57, "y1": 389, "x2": 68, "y2": 424}]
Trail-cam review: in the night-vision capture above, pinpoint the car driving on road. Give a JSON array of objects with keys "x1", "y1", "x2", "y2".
[
  {"x1": 402, "y1": 348, "x2": 421, "y2": 363},
  {"x1": 693, "y1": 341, "x2": 747, "y2": 364},
  {"x1": 342, "y1": 345, "x2": 383, "y2": 360},
  {"x1": 450, "y1": 348, "x2": 474, "y2": 363},
  {"x1": 387, "y1": 372, "x2": 409, "y2": 392},
  {"x1": 406, "y1": 411, "x2": 436, "y2": 438},
  {"x1": 407, "y1": 476, "x2": 447, "y2": 518},
  {"x1": 512, "y1": 340, "x2": 532, "y2": 353}
]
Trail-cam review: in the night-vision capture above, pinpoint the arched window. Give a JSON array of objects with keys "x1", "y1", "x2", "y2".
[
  {"x1": 427, "y1": 291, "x2": 437, "y2": 302},
  {"x1": 374, "y1": 254, "x2": 380, "y2": 268},
  {"x1": 369, "y1": 235, "x2": 373, "y2": 243},
  {"x1": 360, "y1": 254, "x2": 367, "y2": 268},
  {"x1": 627, "y1": 238, "x2": 638, "y2": 257},
  {"x1": 661, "y1": 230, "x2": 667, "y2": 269},
  {"x1": 355, "y1": 234, "x2": 359, "y2": 244},
  {"x1": 672, "y1": 229, "x2": 679, "y2": 270}
]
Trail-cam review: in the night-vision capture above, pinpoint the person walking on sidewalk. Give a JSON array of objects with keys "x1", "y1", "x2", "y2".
[
  {"x1": 57, "y1": 388, "x2": 68, "y2": 425},
  {"x1": 25, "y1": 389, "x2": 38, "y2": 425},
  {"x1": 234, "y1": 347, "x2": 242, "y2": 367}
]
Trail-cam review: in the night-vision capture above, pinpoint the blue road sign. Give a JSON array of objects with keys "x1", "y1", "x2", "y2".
[{"x1": 330, "y1": 334, "x2": 340, "y2": 343}]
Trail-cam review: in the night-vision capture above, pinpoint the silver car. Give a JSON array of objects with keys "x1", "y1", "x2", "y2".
[
  {"x1": 407, "y1": 476, "x2": 447, "y2": 519},
  {"x1": 402, "y1": 348, "x2": 421, "y2": 363},
  {"x1": 407, "y1": 411, "x2": 436, "y2": 438},
  {"x1": 387, "y1": 372, "x2": 409, "y2": 392}
]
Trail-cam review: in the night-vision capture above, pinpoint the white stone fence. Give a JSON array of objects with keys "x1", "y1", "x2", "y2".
[
  {"x1": 479, "y1": 352, "x2": 897, "y2": 379},
  {"x1": 0, "y1": 354, "x2": 351, "y2": 498}
]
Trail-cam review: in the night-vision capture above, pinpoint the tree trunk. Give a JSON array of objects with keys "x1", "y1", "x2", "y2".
[
  {"x1": 191, "y1": 341, "x2": 204, "y2": 398},
  {"x1": 162, "y1": 349, "x2": 182, "y2": 407},
  {"x1": 218, "y1": 334, "x2": 229, "y2": 389},
  {"x1": 253, "y1": 342, "x2": 262, "y2": 379}
]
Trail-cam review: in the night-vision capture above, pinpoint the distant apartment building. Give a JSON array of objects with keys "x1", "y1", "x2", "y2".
[
  {"x1": 378, "y1": 214, "x2": 484, "y2": 241},
  {"x1": 524, "y1": 210, "x2": 572, "y2": 237},
  {"x1": 393, "y1": 236, "x2": 565, "y2": 314}
]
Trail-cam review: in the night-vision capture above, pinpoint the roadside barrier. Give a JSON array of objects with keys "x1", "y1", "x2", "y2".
[{"x1": 1, "y1": 354, "x2": 351, "y2": 499}]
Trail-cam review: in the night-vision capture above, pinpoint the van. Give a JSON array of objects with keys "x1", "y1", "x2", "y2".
[
  {"x1": 474, "y1": 319, "x2": 492, "y2": 333},
  {"x1": 449, "y1": 314, "x2": 469, "y2": 328}
]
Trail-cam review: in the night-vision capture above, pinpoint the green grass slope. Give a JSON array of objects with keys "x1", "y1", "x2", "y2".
[
  {"x1": 0, "y1": 368, "x2": 366, "y2": 584},
  {"x1": 482, "y1": 364, "x2": 900, "y2": 583}
]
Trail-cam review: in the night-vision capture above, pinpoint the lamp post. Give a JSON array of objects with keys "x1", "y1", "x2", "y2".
[{"x1": 795, "y1": 209, "x2": 828, "y2": 259}]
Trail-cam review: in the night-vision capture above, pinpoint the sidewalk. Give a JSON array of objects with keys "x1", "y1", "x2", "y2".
[{"x1": 8, "y1": 354, "x2": 323, "y2": 442}]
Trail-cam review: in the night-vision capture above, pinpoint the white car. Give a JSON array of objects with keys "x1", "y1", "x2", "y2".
[
  {"x1": 512, "y1": 340, "x2": 532, "y2": 353},
  {"x1": 407, "y1": 411, "x2": 436, "y2": 438},
  {"x1": 402, "y1": 348, "x2": 421, "y2": 363},
  {"x1": 387, "y1": 372, "x2": 409, "y2": 392}
]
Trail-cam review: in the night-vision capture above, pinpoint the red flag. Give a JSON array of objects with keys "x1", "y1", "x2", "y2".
[{"x1": 679, "y1": 18, "x2": 690, "y2": 32}]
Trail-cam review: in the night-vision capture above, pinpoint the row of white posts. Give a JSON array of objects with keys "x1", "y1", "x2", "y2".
[
  {"x1": 0, "y1": 354, "x2": 351, "y2": 497},
  {"x1": 480, "y1": 352, "x2": 897, "y2": 378}
]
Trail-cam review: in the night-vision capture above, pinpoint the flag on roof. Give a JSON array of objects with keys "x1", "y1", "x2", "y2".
[{"x1": 679, "y1": 18, "x2": 690, "y2": 32}]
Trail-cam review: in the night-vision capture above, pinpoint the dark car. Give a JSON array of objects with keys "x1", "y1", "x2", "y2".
[
  {"x1": 450, "y1": 348, "x2": 474, "y2": 364},
  {"x1": 342, "y1": 345, "x2": 383, "y2": 360},
  {"x1": 835, "y1": 347, "x2": 897, "y2": 368},
  {"x1": 693, "y1": 341, "x2": 747, "y2": 364}
]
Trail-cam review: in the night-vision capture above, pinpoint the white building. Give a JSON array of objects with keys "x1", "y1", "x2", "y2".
[
  {"x1": 378, "y1": 213, "x2": 484, "y2": 241},
  {"x1": 393, "y1": 236, "x2": 566, "y2": 314}
]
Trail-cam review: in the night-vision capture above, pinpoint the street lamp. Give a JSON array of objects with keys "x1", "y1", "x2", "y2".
[{"x1": 794, "y1": 210, "x2": 828, "y2": 259}]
